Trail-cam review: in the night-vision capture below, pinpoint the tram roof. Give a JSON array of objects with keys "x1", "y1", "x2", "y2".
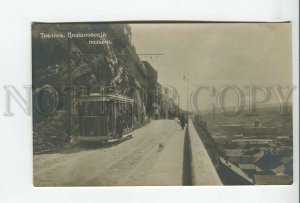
[{"x1": 78, "y1": 93, "x2": 134, "y2": 103}]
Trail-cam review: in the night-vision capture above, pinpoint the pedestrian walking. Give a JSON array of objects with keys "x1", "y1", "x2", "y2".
[{"x1": 179, "y1": 113, "x2": 186, "y2": 130}]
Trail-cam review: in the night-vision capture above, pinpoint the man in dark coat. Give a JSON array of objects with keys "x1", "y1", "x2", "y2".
[{"x1": 179, "y1": 113, "x2": 186, "y2": 130}]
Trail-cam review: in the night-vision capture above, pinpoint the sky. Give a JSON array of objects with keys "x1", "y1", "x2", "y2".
[{"x1": 130, "y1": 23, "x2": 292, "y2": 112}]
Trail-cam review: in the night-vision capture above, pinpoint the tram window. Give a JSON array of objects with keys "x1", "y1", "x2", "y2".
[
  {"x1": 120, "y1": 103, "x2": 123, "y2": 113},
  {"x1": 79, "y1": 102, "x2": 91, "y2": 115},
  {"x1": 78, "y1": 102, "x2": 84, "y2": 115},
  {"x1": 86, "y1": 102, "x2": 95, "y2": 115},
  {"x1": 83, "y1": 101, "x2": 113, "y2": 115},
  {"x1": 116, "y1": 101, "x2": 120, "y2": 114},
  {"x1": 95, "y1": 101, "x2": 104, "y2": 115}
]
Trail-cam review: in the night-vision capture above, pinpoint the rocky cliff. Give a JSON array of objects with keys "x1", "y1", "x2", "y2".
[{"x1": 32, "y1": 23, "x2": 157, "y2": 152}]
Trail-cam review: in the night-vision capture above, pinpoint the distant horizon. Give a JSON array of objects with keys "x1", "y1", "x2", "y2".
[{"x1": 187, "y1": 101, "x2": 293, "y2": 115}]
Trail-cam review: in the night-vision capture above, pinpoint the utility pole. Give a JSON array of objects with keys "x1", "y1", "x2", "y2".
[
  {"x1": 183, "y1": 71, "x2": 189, "y2": 114},
  {"x1": 186, "y1": 71, "x2": 189, "y2": 113}
]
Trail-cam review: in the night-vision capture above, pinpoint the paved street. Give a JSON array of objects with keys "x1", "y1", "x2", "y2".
[{"x1": 33, "y1": 120, "x2": 186, "y2": 186}]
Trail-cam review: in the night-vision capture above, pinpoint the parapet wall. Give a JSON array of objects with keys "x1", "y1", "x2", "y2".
[{"x1": 187, "y1": 119, "x2": 223, "y2": 185}]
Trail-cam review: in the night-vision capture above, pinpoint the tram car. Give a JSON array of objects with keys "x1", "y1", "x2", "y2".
[{"x1": 77, "y1": 93, "x2": 134, "y2": 143}]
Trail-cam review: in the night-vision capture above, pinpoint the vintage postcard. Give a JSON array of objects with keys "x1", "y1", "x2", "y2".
[{"x1": 32, "y1": 22, "x2": 293, "y2": 186}]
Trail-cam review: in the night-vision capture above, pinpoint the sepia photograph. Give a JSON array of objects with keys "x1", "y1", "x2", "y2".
[{"x1": 32, "y1": 22, "x2": 293, "y2": 186}]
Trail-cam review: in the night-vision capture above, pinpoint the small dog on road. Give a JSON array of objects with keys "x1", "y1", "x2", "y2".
[{"x1": 158, "y1": 142, "x2": 165, "y2": 151}]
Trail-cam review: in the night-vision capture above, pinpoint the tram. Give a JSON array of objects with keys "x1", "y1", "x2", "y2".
[{"x1": 77, "y1": 93, "x2": 134, "y2": 143}]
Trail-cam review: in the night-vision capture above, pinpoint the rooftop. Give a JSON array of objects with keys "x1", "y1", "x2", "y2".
[
  {"x1": 239, "y1": 164, "x2": 257, "y2": 170},
  {"x1": 220, "y1": 157, "x2": 253, "y2": 184},
  {"x1": 224, "y1": 149, "x2": 243, "y2": 157},
  {"x1": 254, "y1": 175, "x2": 292, "y2": 185}
]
